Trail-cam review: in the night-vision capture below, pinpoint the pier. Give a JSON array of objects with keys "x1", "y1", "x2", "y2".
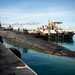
[{"x1": 0, "y1": 39, "x2": 37, "y2": 75}]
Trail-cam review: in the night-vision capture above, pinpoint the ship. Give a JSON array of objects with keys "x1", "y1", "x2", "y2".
[{"x1": 28, "y1": 20, "x2": 74, "y2": 39}]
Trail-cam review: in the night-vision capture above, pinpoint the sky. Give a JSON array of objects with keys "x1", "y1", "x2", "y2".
[{"x1": 0, "y1": 0, "x2": 75, "y2": 29}]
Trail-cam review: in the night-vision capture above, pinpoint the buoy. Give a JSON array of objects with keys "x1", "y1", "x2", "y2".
[{"x1": 9, "y1": 48, "x2": 21, "y2": 58}]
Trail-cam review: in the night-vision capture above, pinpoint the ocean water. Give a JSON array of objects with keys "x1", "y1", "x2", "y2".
[{"x1": 3, "y1": 35, "x2": 75, "y2": 75}]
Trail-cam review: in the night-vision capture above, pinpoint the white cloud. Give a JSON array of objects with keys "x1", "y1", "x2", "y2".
[
  {"x1": 0, "y1": 10, "x2": 73, "y2": 20},
  {"x1": 0, "y1": 6, "x2": 74, "y2": 20},
  {"x1": 0, "y1": 7, "x2": 75, "y2": 29}
]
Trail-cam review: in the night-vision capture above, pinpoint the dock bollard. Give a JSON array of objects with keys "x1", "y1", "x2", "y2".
[{"x1": 9, "y1": 48, "x2": 21, "y2": 58}]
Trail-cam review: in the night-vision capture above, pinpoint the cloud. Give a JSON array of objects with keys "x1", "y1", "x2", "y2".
[
  {"x1": 1, "y1": 7, "x2": 75, "y2": 30},
  {"x1": 0, "y1": 5, "x2": 75, "y2": 22},
  {"x1": 1, "y1": 8, "x2": 74, "y2": 21}
]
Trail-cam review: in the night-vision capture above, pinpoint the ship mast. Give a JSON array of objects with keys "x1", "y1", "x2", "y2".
[
  {"x1": 48, "y1": 20, "x2": 51, "y2": 29},
  {"x1": 48, "y1": 20, "x2": 54, "y2": 30},
  {"x1": 48, "y1": 20, "x2": 51, "y2": 35}
]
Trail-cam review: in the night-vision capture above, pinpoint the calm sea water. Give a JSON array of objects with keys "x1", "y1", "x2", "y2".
[{"x1": 3, "y1": 35, "x2": 75, "y2": 75}]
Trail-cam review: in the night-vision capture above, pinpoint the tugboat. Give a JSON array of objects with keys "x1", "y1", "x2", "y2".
[{"x1": 28, "y1": 20, "x2": 74, "y2": 39}]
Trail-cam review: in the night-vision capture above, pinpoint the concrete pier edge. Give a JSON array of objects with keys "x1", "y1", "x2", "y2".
[
  {"x1": 8, "y1": 48, "x2": 38, "y2": 75},
  {"x1": 0, "y1": 42, "x2": 38, "y2": 75}
]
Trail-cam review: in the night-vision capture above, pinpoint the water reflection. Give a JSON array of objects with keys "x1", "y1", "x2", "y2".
[
  {"x1": 3, "y1": 38, "x2": 48, "y2": 54},
  {"x1": 23, "y1": 48, "x2": 28, "y2": 53},
  {"x1": 49, "y1": 38, "x2": 74, "y2": 44}
]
